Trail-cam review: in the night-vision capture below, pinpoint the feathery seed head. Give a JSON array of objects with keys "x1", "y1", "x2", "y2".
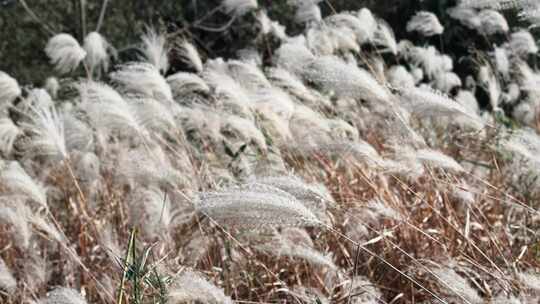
[
  {"x1": 406, "y1": 11, "x2": 444, "y2": 36},
  {"x1": 83, "y1": 31, "x2": 111, "y2": 73},
  {"x1": 0, "y1": 71, "x2": 21, "y2": 110},
  {"x1": 45, "y1": 33, "x2": 86, "y2": 74}
]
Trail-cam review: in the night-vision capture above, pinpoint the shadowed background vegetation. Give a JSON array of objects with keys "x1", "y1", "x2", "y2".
[{"x1": 2, "y1": 0, "x2": 535, "y2": 85}]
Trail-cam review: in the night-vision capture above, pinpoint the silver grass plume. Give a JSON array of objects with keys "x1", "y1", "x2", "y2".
[
  {"x1": 45, "y1": 77, "x2": 60, "y2": 99},
  {"x1": 416, "y1": 149, "x2": 464, "y2": 172},
  {"x1": 302, "y1": 55, "x2": 389, "y2": 102},
  {"x1": 247, "y1": 175, "x2": 333, "y2": 217},
  {"x1": 167, "y1": 72, "x2": 210, "y2": 97},
  {"x1": 83, "y1": 31, "x2": 111, "y2": 73},
  {"x1": 19, "y1": 103, "x2": 67, "y2": 158},
  {"x1": 221, "y1": 115, "x2": 267, "y2": 151},
  {"x1": 433, "y1": 72, "x2": 462, "y2": 93},
  {"x1": 0, "y1": 71, "x2": 21, "y2": 110},
  {"x1": 78, "y1": 81, "x2": 144, "y2": 136},
  {"x1": 430, "y1": 265, "x2": 483, "y2": 304},
  {"x1": 129, "y1": 186, "x2": 172, "y2": 239},
  {"x1": 0, "y1": 257, "x2": 16, "y2": 295},
  {"x1": 116, "y1": 144, "x2": 182, "y2": 188},
  {"x1": 0, "y1": 117, "x2": 22, "y2": 156},
  {"x1": 62, "y1": 112, "x2": 94, "y2": 152},
  {"x1": 347, "y1": 275, "x2": 383, "y2": 304},
  {"x1": 387, "y1": 65, "x2": 416, "y2": 88},
  {"x1": 203, "y1": 59, "x2": 253, "y2": 118},
  {"x1": 23, "y1": 252, "x2": 49, "y2": 293},
  {"x1": 507, "y1": 30, "x2": 539, "y2": 57},
  {"x1": 517, "y1": 271, "x2": 540, "y2": 292},
  {"x1": 493, "y1": 47, "x2": 510, "y2": 78},
  {"x1": 256, "y1": 228, "x2": 336, "y2": 269},
  {"x1": 0, "y1": 199, "x2": 32, "y2": 248},
  {"x1": 228, "y1": 59, "x2": 272, "y2": 92},
  {"x1": 45, "y1": 33, "x2": 87, "y2": 74},
  {"x1": 406, "y1": 11, "x2": 444, "y2": 36},
  {"x1": 222, "y1": 0, "x2": 258, "y2": 17},
  {"x1": 403, "y1": 46, "x2": 451, "y2": 79},
  {"x1": 398, "y1": 86, "x2": 482, "y2": 126},
  {"x1": 140, "y1": 27, "x2": 169, "y2": 73},
  {"x1": 38, "y1": 287, "x2": 88, "y2": 304},
  {"x1": 168, "y1": 270, "x2": 233, "y2": 304},
  {"x1": 174, "y1": 40, "x2": 203, "y2": 73},
  {"x1": 326, "y1": 12, "x2": 371, "y2": 43},
  {"x1": 195, "y1": 183, "x2": 321, "y2": 229},
  {"x1": 373, "y1": 19, "x2": 398, "y2": 54},
  {"x1": 289, "y1": 0, "x2": 322, "y2": 24},
  {"x1": 110, "y1": 62, "x2": 173, "y2": 102},
  {"x1": 273, "y1": 38, "x2": 315, "y2": 74},
  {"x1": 356, "y1": 8, "x2": 378, "y2": 43},
  {"x1": 0, "y1": 161, "x2": 47, "y2": 208},
  {"x1": 477, "y1": 10, "x2": 509, "y2": 35}
]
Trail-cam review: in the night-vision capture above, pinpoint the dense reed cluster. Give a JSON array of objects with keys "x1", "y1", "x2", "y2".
[{"x1": 1, "y1": 0, "x2": 540, "y2": 303}]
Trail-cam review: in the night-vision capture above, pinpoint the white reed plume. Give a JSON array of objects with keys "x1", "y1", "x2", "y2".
[
  {"x1": 507, "y1": 30, "x2": 539, "y2": 57},
  {"x1": 195, "y1": 183, "x2": 321, "y2": 229},
  {"x1": 249, "y1": 175, "x2": 333, "y2": 213},
  {"x1": 477, "y1": 10, "x2": 509, "y2": 35},
  {"x1": 398, "y1": 86, "x2": 481, "y2": 125},
  {"x1": 257, "y1": 229, "x2": 336, "y2": 269},
  {"x1": 203, "y1": 59, "x2": 253, "y2": 118},
  {"x1": 356, "y1": 8, "x2": 378, "y2": 43},
  {"x1": 273, "y1": 37, "x2": 315, "y2": 74},
  {"x1": 0, "y1": 161, "x2": 47, "y2": 208},
  {"x1": 78, "y1": 81, "x2": 143, "y2": 136},
  {"x1": 291, "y1": 0, "x2": 322, "y2": 24},
  {"x1": 19, "y1": 103, "x2": 67, "y2": 158},
  {"x1": 0, "y1": 258, "x2": 16, "y2": 295},
  {"x1": 416, "y1": 149, "x2": 464, "y2": 172},
  {"x1": 0, "y1": 198, "x2": 32, "y2": 248},
  {"x1": 116, "y1": 144, "x2": 182, "y2": 188},
  {"x1": 0, "y1": 71, "x2": 21, "y2": 109},
  {"x1": 140, "y1": 27, "x2": 169, "y2": 73},
  {"x1": 38, "y1": 287, "x2": 88, "y2": 304},
  {"x1": 129, "y1": 186, "x2": 172, "y2": 238},
  {"x1": 223, "y1": 0, "x2": 258, "y2": 17},
  {"x1": 129, "y1": 97, "x2": 177, "y2": 133},
  {"x1": 302, "y1": 55, "x2": 389, "y2": 102},
  {"x1": 387, "y1": 65, "x2": 416, "y2": 88},
  {"x1": 404, "y1": 45, "x2": 450, "y2": 79},
  {"x1": 228, "y1": 59, "x2": 272, "y2": 91},
  {"x1": 110, "y1": 62, "x2": 173, "y2": 102},
  {"x1": 45, "y1": 33, "x2": 87, "y2": 74},
  {"x1": 431, "y1": 266, "x2": 483, "y2": 304},
  {"x1": 168, "y1": 270, "x2": 233, "y2": 304},
  {"x1": 517, "y1": 271, "x2": 540, "y2": 292},
  {"x1": 174, "y1": 40, "x2": 203, "y2": 73},
  {"x1": 447, "y1": 6, "x2": 481, "y2": 29},
  {"x1": 407, "y1": 11, "x2": 444, "y2": 36},
  {"x1": 83, "y1": 31, "x2": 111, "y2": 73},
  {"x1": 493, "y1": 46, "x2": 510, "y2": 78},
  {"x1": 167, "y1": 72, "x2": 210, "y2": 98},
  {"x1": 0, "y1": 117, "x2": 21, "y2": 156},
  {"x1": 433, "y1": 72, "x2": 462, "y2": 93},
  {"x1": 45, "y1": 77, "x2": 60, "y2": 99},
  {"x1": 221, "y1": 115, "x2": 267, "y2": 151},
  {"x1": 373, "y1": 19, "x2": 397, "y2": 54},
  {"x1": 326, "y1": 12, "x2": 371, "y2": 43},
  {"x1": 62, "y1": 112, "x2": 94, "y2": 151}
]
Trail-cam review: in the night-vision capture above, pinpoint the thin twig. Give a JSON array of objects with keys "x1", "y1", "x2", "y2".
[
  {"x1": 18, "y1": 0, "x2": 55, "y2": 35},
  {"x1": 96, "y1": 0, "x2": 110, "y2": 32}
]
